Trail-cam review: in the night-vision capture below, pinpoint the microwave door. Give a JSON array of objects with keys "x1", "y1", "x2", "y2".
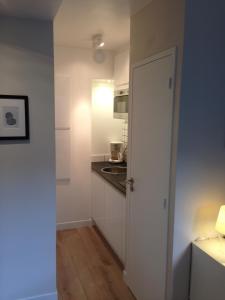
[{"x1": 114, "y1": 95, "x2": 128, "y2": 112}]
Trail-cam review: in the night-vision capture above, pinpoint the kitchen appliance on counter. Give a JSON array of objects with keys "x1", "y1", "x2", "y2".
[
  {"x1": 109, "y1": 142, "x2": 124, "y2": 163},
  {"x1": 114, "y1": 87, "x2": 128, "y2": 119}
]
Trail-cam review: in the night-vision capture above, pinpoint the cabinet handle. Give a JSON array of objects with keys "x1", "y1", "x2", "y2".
[{"x1": 126, "y1": 177, "x2": 134, "y2": 192}]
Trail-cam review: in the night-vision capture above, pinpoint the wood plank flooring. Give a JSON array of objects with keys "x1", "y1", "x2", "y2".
[{"x1": 57, "y1": 226, "x2": 136, "y2": 300}]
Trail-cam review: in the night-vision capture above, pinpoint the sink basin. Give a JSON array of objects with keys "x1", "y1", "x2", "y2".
[{"x1": 101, "y1": 166, "x2": 127, "y2": 175}]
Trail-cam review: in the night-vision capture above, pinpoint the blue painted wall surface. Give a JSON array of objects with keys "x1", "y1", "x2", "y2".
[
  {"x1": 0, "y1": 17, "x2": 57, "y2": 300},
  {"x1": 172, "y1": 1, "x2": 225, "y2": 299}
]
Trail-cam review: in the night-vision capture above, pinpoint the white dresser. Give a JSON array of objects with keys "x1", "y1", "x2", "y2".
[{"x1": 191, "y1": 238, "x2": 225, "y2": 300}]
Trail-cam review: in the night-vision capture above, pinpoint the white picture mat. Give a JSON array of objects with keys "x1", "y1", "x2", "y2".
[
  {"x1": 55, "y1": 130, "x2": 70, "y2": 180},
  {"x1": 0, "y1": 98, "x2": 26, "y2": 137}
]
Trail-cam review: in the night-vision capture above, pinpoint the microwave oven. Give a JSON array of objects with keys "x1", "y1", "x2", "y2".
[{"x1": 114, "y1": 88, "x2": 128, "y2": 119}]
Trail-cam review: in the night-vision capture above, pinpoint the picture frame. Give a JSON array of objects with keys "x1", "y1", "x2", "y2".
[{"x1": 0, "y1": 95, "x2": 30, "y2": 140}]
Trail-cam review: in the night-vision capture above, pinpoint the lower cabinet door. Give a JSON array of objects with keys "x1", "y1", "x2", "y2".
[
  {"x1": 105, "y1": 181, "x2": 126, "y2": 263},
  {"x1": 91, "y1": 172, "x2": 126, "y2": 264},
  {"x1": 92, "y1": 172, "x2": 106, "y2": 236}
]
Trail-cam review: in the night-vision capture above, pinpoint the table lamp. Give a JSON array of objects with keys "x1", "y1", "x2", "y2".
[{"x1": 215, "y1": 205, "x2": 225, "y2": 237}]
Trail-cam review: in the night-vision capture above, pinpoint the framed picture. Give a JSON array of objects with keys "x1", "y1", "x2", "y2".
[{"x1": 0, "y1": 95, "x2": 29, "y2": 140}]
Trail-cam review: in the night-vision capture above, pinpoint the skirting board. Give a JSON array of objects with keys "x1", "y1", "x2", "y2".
[
  {"x1": 122, "y1": 270, "x2": 137, "y2": 299},
  {"x1": 17, "y1": 291, "x2": 57, "y2": 300},
  {"x1": 123, "y1": 270, "x2": 128, "y2": 285},
  {"x1": 57, "y1": 219, "x2": 93, "y2": 231}
]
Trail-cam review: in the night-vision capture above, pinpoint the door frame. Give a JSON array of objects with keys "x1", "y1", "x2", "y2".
[{"x1": 124, "y1": 47, "x2": 177, "y2": 300}]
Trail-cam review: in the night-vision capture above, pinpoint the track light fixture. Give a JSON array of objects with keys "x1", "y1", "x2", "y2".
[{"x1": 92, "y1": 34, "x2": 105, "y2": 49}]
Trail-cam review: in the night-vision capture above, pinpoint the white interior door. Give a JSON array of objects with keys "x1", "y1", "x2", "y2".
[{"x1": 126, "y1": 49, "x2": 175, "y2": 300}]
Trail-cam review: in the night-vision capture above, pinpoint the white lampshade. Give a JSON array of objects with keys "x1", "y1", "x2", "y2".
[{"x1": 215, "y1": 205, "x2": 225, "y2": 236}]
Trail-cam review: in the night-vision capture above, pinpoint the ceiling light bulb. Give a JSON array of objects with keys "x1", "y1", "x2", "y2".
[{"x1": 92, "y1": 34, "x2": 105, "y2": 49}]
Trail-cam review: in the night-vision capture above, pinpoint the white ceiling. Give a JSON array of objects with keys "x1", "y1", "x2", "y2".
[
  {"x1": 0, "y1": 0, "x2": 153, "y2": 51},
  {"x1": 54, "y1": 0, "x2": 131, "y2": 51},
  {"x1": 130, "y1": 0, "x2": 153, "y2": 15},
  {"x1": 54, "y1": 0, "x2": 153, "y2": 50},
  {"x1": 0, "y1": 0, "x2": 62, "y2": 20}
]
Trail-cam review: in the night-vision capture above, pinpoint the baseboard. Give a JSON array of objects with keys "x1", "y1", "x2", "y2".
[
  {"x1": 17, "y1": 291, "x2": 57, "y2": 300},
  {"x1": 93, "y1": 224, "x2": 124, "y2": 270},
  {"x1": 57, "y1": 219, "x2": 93, "y2": 231},
  {"x1": 123, "y1": 269, "x2": 128, "y2": 284},
  {"x1": 122, "y1": 271, "x2": 137, "y2": 300}
]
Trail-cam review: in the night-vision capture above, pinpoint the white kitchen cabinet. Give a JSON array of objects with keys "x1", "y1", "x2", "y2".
[
  {"x1": 114, "y1": 47, "x2": 130, "y2": 88},
  {"x1": 92, "y1": 171, "x2": 106, "y2": 236},
  {"x1": 105, "y1": 180, "x2": 126, "y2": 262},
  {"x1": 91, "y1": 171, "x2": 126, "y2": 263}
]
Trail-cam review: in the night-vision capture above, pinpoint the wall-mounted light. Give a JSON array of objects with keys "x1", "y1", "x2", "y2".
[
  {"x1": 92, "y1": 34, "x2": 105, "y2": 64},
  {"x1": 92, "y1": 80, "x2": 114, "y2": 109},
  {"x1": 92, "y1": 34, "x2": 105, "y2": 49},
  {"x1": 215, "y1": 205, "x2": 225, "y2": 236}
]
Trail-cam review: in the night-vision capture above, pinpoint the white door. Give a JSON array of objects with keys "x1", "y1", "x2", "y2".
[{"x1": 126, "y1": 49, "x2": 175, "y2": 300}]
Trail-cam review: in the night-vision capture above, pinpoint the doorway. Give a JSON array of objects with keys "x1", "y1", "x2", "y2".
[{"x1": 54, "y1": 0, "x2": 132, "y2": 299}]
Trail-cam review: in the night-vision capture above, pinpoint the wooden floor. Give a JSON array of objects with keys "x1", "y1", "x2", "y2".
[{"x1": 57, "y1": 226, "x2": 136, "y2": 300}]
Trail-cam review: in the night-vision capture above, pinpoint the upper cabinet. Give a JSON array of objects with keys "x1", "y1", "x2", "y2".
[{"x1": 114, "y1": 47, "x2": 130, "y2": 88}]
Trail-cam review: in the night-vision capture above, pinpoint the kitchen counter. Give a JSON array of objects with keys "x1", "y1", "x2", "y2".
[{"x1": 91, "y1": 161, "x2": 127, "y2": 195}]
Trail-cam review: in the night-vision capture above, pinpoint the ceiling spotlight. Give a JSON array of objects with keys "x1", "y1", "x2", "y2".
[{"x1": 93, "y1": 34, "x2": 105, "y2": 49}]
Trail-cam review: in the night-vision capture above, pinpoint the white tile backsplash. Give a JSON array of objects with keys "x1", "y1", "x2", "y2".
[
  {"x1": 122, "y1": 120, "x2": 128, "y2": 148},
  {"x1": 91, "y1": 154, "x2": 106, "y2": 162},
  {"x1": 91, "y1": 120, "x2": 128, "y2": 162}
]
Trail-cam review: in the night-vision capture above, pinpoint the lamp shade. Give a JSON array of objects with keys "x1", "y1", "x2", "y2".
[{"x1": 215, "y1": 205, "x2": 225, "y2": 236}]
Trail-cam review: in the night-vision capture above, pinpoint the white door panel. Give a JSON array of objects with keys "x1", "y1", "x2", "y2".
[{"x1": 126, "y1": 50, "x2": 175, "y2": 300}]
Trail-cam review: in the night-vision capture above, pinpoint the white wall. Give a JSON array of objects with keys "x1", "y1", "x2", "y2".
[
  {"x1": 114, "y1": 46, "x2": 130, "y2": 88},
  {"x1": 0, "y1": 17, "x2": 56, "y2": 300},
  {"x1": 54, "y1": 46, "x2": 115, "y2": 228},
  {"x1": 92, "y1": 80, "x2": 124, "y2": 159}
]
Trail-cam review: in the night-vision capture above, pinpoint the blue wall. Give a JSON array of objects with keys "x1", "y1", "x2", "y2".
[
  {"x1": 172, "y1": 1, "x2": 225, "y2": 299},
  {"x1": 0, "y1": 17, "x2": 57, "y2": 300}
]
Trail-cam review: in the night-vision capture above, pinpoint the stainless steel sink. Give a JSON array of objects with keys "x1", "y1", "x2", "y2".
[{"x1": 101, "y1": 166, "x2": 127, "y2": 175}]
